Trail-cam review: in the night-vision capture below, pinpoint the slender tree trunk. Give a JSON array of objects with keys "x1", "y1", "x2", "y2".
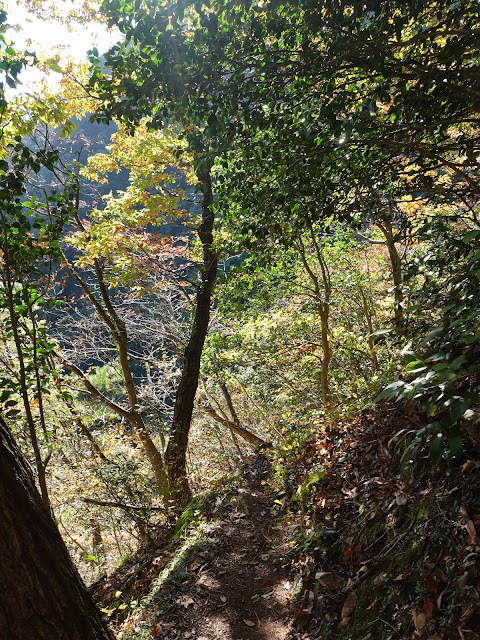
[
  {"x1": 297, "y1": 230, "x2": 333, "y2": 410},
  {"x1": 377, "y1": 207, "x2": 404, "y2": 336},
  {"x1": 1, "y1": 216, "x2": 51, "y2": 512},
  {"x1": 0, "y1": 415, "x2": 114, "y2": 640},
  {"x1": 199, "y1": 402, "x2": 269, "y2": 447},
  {"x1": 60, "y1": 193, "x2": 170, "y2": 499},
  {"x1": 319, "y1": 304, "x2": 333, "y2": 409},
  {"x1": 165, "y1": 168, "x2": 217, "y2": 506}
]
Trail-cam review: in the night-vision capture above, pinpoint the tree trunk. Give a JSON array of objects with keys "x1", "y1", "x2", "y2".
[
  {"x1": 164, "y1": 168, "x2": 217, "y2": 506},
  {"x1": 0, "y1": 415, "x2": 114, "y2": 640},
  {"x1": 377, "y1": 207, "x2": 404, "y2": 336},
  {"x1": 319, "y1": 304, "x2": 333, "y2": 409},
  {"x1": 199, "y1": 402, "x2": 269, "y2": 447}
]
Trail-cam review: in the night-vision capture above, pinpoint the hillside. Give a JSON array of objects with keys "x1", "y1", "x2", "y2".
[
  {"x1": 1, "y1": 1, "x2": 480, "y2": 639},
  {"x1": 91, "y1": 407, "x2": 480, "y2": 640}
]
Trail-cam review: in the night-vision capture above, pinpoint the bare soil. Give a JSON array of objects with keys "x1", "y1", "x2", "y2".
[{"x1": 94, "y1": 454, "x2": 301, "y2": 640}]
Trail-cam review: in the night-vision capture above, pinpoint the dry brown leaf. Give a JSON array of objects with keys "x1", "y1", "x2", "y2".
[
  {"x1": 465, "y1": 518, "x2": 479, "y2": 545},
  {"x1": 324, "y1": 610, "x2": 338, "y2": 622},
  {"x1": 294, "y1": 609, "x2": 310, "y2": 627},
  {"x1": 366, "y1": 594, "x2": 383, "y2": 611},
  {"x1": 243, "y1": 619, "x2": 255, "y2": 627},
  {"x1": 437, "y1": 588, "x2": 446, "y2": 610},
  {"x1": 315, "y1": 571, "x2": 340, "y2": 588},
  {"x1": 457, "y1": 571, "x2": 470, "y2": 594},
  {"x1": 178, "y1": 595, "x2": 195, "y2": 608},
  {"x1": 462, "y1": 459, "x2": 476, "y2": 472},
  {"x1": 424, "y1": 597, "x2": 435, "y2": 618},
  {"x1": 411, "y1": 607, "x2": 427, "y2": 636},
  {"x1": 188, "y1": 558, "x2": 203, "y2": 571},
  {"x1": 459, "y1": 603, "x2": 476, "y2": 626},
  {"x1": 340, "y1": 591, "x2": 357, "y2": 626}
]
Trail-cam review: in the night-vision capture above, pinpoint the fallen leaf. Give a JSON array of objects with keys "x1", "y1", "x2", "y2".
[
  {"x1": 437, "y1": 588, "x2": 446, "y2": 610},
  {"x1": 315, "y1": 571, "x2": 340, "y2": 588},
  {"x1": 178, "y1": 596, "x2": 195, "y2": 608},
  {"x1": 366, "y1": 594, "x2": 383, "y2": 611},
  {"x1": 425, "y1": 574, "x2": 437, "y2": 593},
  {"x1": 188, "y1": 558, "x2": 203, "y2": 571},
  {"x1": 324, "y1": 611, "x2": 338, "y2": 622},
  {"x1": 462, "y1": 459, "x2": 476, "y2": 472},
  {"x1": 411, "y1": 607, "x2": 426, "y2": 636},
  {"x1": 424, "y1": 597, "x2": 435, "y2": 618},
  {"x1": 243, "y1": 619, "x2": 255, "y2": 627},
  {"x1": 262, "y1": 578, "x2": 277, "y2": 588},
  {"x1": 465, "y1": 518, "x2": 479, "y2": 545},
  {"x1": 294, "y1": 609, "x2": 309, "y2": 627},
  {"x1": 460, "y1": 603, "x2": 476, "y2": 626},
  {"x1": 457, "y1": 571, "x2": 470, "y2": 594},
  {"x1": 340, "y1": 591, "x2": 357, "y2": 626}
]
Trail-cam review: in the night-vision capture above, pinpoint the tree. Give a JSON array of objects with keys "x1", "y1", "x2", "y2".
[
  {"x1": 0, "y1": 414, "x2": 114, "y2": 640},
  {"x1": 89, "y1": 0, "x2": 479, "y2": 486},
  {"x1": 91, "y1": 7, "x2": 222, "y2": 504}
]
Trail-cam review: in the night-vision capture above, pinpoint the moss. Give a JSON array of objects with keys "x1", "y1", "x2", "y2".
[
  {"x1": 358, "y1": 518, "x2": 387, "y2": 545},
  {"x1": 170, "y1": 487, "x2": 231, "y2": 541},
  {"x1": 312, "y1": 500, "x2": 438, "y2": 640}
]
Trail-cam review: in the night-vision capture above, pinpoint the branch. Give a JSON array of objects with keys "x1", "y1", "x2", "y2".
[
  {"x1": 56, "y1": 354, "x2": 135, "y2": 422},
  {"x1": 81, "y1": 497, "x2": 163, "y2": 512},
  {"x1": 199, "y1": 402, "x2": 269, "y2": 448}
]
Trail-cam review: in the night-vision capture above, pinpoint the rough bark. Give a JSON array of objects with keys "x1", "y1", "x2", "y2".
[
  {"x1": 0, "y1": 415, "x2": 114, "y2": 640},
  {"x1": 165, "y1": 168, "x2": 217, "y2": 505}
]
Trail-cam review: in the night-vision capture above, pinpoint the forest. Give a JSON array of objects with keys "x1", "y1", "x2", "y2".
[{"x1": 0, "y1": 0, "x2": 479, "y2": 638}]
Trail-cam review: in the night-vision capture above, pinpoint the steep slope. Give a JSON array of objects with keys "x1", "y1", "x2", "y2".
[{"x1": 91, "y1": 408, "x2": 480, "y2": 640}]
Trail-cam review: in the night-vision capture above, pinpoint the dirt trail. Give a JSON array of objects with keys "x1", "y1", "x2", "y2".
[{"x1": 131, "y1": 454, "x2": 298, "y2": 640}]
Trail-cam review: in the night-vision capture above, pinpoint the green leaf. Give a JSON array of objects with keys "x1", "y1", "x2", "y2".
[
  {"x1": 406, "y1": 360, "x2": 424, "y2": 371},
  {"x1": 463, "y1": 229, "x2": 480, "y2": 243},
  {"x1": 429, "y1": 433, "x2": 444, "y2": 466},
  {"x1": 375, "y1": 379, "x2": 404, "y2": 402},
  {"x1": 449, "y1": 397, "x2": 471, "y2": 424},
  {"x1": 450, "y1": 355, "x2": 466, "y2": 370},
  {"x1": 447, "y1": 436, "x2": 463, "y2": 462},
  {"x1": 424, "y1": 326, "x2": 443, "y2": 343},
  {"x1": 370, "y1": 328, "x2": 393, "y2": 337}
]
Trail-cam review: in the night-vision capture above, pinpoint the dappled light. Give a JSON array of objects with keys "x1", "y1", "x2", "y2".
[{"x1": 0, "y1": 1, "x2": 479, "y2": 639}]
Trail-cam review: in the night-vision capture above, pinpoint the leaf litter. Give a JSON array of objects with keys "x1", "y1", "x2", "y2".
[{"x1": 91, "y1": 407, "x2": 480, "y2": 639}]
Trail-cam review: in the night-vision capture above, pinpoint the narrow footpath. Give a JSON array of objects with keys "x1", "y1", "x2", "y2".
[{"x1": 94, "y1": 455, "x2": 303, "y2": 640}]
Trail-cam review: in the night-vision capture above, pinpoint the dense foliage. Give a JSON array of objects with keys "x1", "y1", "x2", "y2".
[{"x1": 1, "y1": 0, "x2": 479, "y2": 621}]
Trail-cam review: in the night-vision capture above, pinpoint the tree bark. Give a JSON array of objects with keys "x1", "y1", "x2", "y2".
[
  {"x1": 0, "y1": 415, "x2": 114, "y2": 640},
  {"x1": 164, "y1": 168, "x2": 217, "y2": 506}
]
